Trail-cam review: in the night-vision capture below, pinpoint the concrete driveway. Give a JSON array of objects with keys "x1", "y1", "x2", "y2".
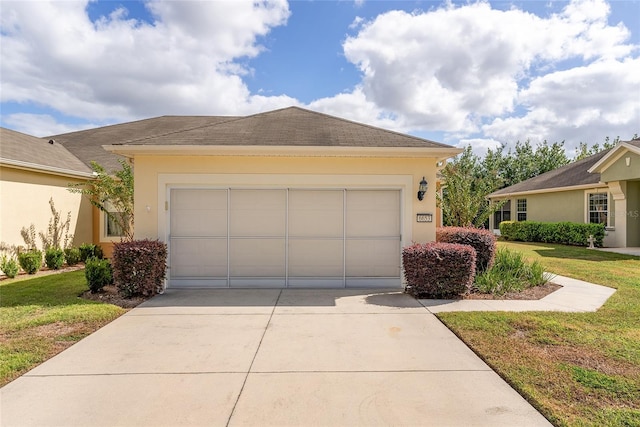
[{"x1": 1, "y1": 289, "x2": 550, "y2": 426}]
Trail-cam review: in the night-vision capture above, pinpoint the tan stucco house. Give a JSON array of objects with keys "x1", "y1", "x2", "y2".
[
  {"x1": 3, "y1": 107, "x2": 460, "y2": 288},
  {"x1": 487, "y1": 139, "x2": 640, "y2": 248},
  {"x1": 0, "y1": 128, "x2": 94, "y2": 249}
]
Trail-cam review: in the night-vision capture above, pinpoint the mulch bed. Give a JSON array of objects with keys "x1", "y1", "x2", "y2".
[
  {"x1": 463, "y1": 282, "x2": 562, "y2": 300},
  {"x1": 81, "y1": 286, "x2": 149, "y2": 309}
]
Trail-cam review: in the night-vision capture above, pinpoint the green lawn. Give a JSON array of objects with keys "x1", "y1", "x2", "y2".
[
  {"x1": 0, "y1": 270, "x2": 126, "y2": 386},
  {"x1": 439, "y1": 242, "x2": 640, "y2": 427}
]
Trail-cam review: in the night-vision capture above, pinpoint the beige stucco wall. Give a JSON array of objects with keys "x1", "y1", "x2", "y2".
[
  {"x1": 0, "y1": 166, "x2": 93, "y2": 249},
  {"x1": 131, "y1": 155, "x2": 440, "y2": 246},
  {"x1": 523, "y1": 190, "x2": 586, "y2": 223},
  {"x1": 601, "y1": 152, "x2": 640, "y2": 182}
]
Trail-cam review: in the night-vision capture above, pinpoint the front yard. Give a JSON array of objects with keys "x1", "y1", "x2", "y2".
[
  {"x1": 439, "y1": 242, "x2": 640, "y2": 426},
  {"x1": 1, "y1": 242, "x2": 638, "y2": 426},
  {"x1": 0, "y1": 271, "x2": 127, "y2": 386}
]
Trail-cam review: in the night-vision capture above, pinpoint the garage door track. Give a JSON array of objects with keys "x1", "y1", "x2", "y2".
[{"x1": 1, "y1": 289, "x2": 551, "y2": 426}]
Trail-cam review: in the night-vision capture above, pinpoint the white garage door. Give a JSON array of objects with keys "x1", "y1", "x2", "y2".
[{"x1": 168, "y1": 188, "x2": 401, "y2": 288}]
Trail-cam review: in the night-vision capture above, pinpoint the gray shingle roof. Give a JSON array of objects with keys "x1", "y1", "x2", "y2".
[
  {"x1": 0, "y1": 127, "x2": 92, "y2": 176},
  {"x1": 49, "y1": 115, "x2": 237, "y2": 172},
  {"x1": 112, "y1": 107, "x2": 451, "y2": 149},
  {"x1": 488, "y1": 149, "x2": 610, "y2": 197}
]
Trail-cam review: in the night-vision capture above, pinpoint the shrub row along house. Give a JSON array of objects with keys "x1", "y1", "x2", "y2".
[
  {"x1": 487, "y1": 139, "x2": 640, "y2": 248},
  {"x1": 1, "y1": 107, "x2": 460, "y2": 288}
]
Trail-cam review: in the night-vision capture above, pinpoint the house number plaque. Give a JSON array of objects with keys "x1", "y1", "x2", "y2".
[{"x1": 416, "y1": 213, "x2": 433, "y2": 223}]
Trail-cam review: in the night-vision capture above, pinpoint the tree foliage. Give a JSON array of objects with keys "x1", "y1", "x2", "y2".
[
  {"x1": 68, "y1": 159, "x2": 134, "y2": 241},
  {"x1": 437, "y1": 146, "x2": 504, "y2": 228}
]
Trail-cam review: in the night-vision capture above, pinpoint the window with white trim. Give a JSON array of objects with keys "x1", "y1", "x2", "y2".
[
  {"x1": 588, "y1": 192, "x2": 608, "y2": 225},
  {"x1": 516, "y1": 199, "x2": 527, "y2": 221}
]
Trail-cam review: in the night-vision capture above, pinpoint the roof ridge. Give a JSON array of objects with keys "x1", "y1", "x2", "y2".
[{"x1": 113, "y1": 116, "x2": 241, "y2": 145}]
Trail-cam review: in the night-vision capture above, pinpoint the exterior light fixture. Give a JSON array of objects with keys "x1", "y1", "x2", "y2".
[{"x1": 417, "y1": 177, "x2": 428, "y2": 201}]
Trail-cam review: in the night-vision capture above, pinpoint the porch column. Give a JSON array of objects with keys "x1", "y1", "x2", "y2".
[{"x1": 609, "y1": 181, "x2": 627, "y2": 248}]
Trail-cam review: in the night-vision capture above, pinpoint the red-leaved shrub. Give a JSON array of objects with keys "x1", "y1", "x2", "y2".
[
  {"x1": 402, "y1": 242, "x2": 476, "y2": 298},
  {"x1": 112, "y1": 239, "x2": 167, "y2": 297},
  {"x1": 437, "y1": 227, "x2": 496, "y2": 273}
]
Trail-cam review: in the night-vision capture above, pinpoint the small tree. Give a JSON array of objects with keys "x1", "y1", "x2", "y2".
[
  {"x1": 437, "y1": 146, "x2": 504, "y2": 228},
  {"x1": 69, "y1": 160, "x2": 134, "y2": 241}
]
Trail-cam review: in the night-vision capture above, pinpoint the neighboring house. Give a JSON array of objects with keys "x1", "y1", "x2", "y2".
[
  {"x1": 0, "y1": 128, "x2": 94, "y2": 250},
  {"x1": 103, "y1": 106, "x2": 460, "y2": 289},
  {"x1": 487, "y1": 139, "x2": 640, "y2": 248}
]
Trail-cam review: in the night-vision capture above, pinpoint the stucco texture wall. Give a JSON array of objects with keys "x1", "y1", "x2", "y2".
[
  {"x1": 132, "y1": 155, "x2": 439, "y2": 245},
  {"x1": 0, "y1": 167, "x2": 93, "y2": 249},
  {"x1": 525, "y1": 190, "x2": 586, "y2": 223}
]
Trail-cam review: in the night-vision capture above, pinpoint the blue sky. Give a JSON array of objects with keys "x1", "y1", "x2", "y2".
[{"x1": 1, "y1": 0, "x2": 638, "y2": 155}]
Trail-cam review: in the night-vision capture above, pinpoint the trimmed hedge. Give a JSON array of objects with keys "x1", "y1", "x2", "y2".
[
  {"x1": 17, "y1": 250, "x2": 42, "y2": 274},
  {"x1": 112, "y1": 239, "x2": 167, "y2": 298},
  {"x1": 79, "y1": 243, "x2": 103, "y2": 262},
  {"x1": 64, "y1": 247, "x2": 82, "y2": 266},
  {"x1": 499, "y1": 221, "x2": 605, "y2": 247},
  {"x1": 402, "y1": 242, "x2": 476, "y2": 298},
  {"x1": 436, "y1": 226, "x2": 496, "y2": 273},
  {"x1": 44, "y1": 248, "x2": 65, "y2": 270},
  {"x1": 85, "y1": 257, "x2": 112, "y2": 293}
]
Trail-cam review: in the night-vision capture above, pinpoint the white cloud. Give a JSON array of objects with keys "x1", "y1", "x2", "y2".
[
  {"x1": 483, "y1": 57, "x2": 640, "y2": 149},
  {"x1": 2, "y1": 114, "x2": 101, "y2": 137},
  {"x1": 330, "y1": 0, "x2": 639, "y2": 149},
  {"x1": 0, "y1": 0, "x2": 292, "y2": 129}
]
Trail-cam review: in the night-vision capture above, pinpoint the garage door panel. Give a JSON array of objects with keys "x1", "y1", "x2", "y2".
[
  {"x1": 171, "y1": 189, "x2": 227, "y2": 236},
  {"x1": 170, "y1": 238, "x2": 227, "y2": 278},
  {"x1": 346, "y1": 239, "x2": 400, "y2": 278},
  {"x1": 288, "y1": 190, "x2": 343, "y2": 238},
  {"x1": 288, "y1": 239, "x2": 343, "y2": 277},
  {"x1": 229, "y1": 238, "x2": 285, "y2": 278},
  {"x1": 346, "y1": 190, "x2": 400, "y2": 237},
  {"x1": 230, "y1": 190, "x2": 286, "y2": 237}
]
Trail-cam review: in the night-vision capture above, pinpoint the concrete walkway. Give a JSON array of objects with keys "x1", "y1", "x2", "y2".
[
  {"x1": 1, "y1": 289, "x2": 552, "y2": 427},
  {"x1": 422, "y1": 274, "x2": 616, "y2": 313}
]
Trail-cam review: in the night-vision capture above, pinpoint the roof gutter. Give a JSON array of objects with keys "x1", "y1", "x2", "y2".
[
  {"x1": 103, "y1": 144, "x2": 462, "y2": 161},
  {"x1": 0, "y1": 158, "x2": 95, "y2": 179}
]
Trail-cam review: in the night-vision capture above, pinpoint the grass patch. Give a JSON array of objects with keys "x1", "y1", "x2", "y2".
[
  {"x1": 439, "y1": 242, "x2": 640, "y2": 426},
  {"x1": 0, "y1": 271, "x2": 126, "y2": 386}
]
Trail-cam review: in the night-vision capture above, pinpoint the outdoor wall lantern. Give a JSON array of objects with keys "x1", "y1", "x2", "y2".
[{"x1": 417, "y1": 177, "x2": 428, "y2": 201}]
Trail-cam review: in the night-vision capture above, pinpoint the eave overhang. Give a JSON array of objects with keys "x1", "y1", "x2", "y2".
[
  {"x1": 487, "y1": 182, "x2": 608, "y2": 199},
  {"x1": 103, "y1": 144, "x2": 463, "y2": 161},
  {"x1": 0, "y1": 158, "x2": 95, "y2": 179}
]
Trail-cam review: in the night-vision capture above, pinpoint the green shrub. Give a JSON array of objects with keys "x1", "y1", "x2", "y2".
[
  {"x1": 64, "y1": 248, "x2": 82, "y2": 266},
  {"x1": 44, "y1": 248, "x2": 65, "y2": 270},
  {"x1": 85, "y1": 257, "x2": 112, "y2": 293},
  {"x1": 437, "y1": 226, "x2": 497, "y2": 273},
  {"x1": 499, "y1": 221, "x2": 605, "y2": 247},
  {"x1": 474, "y1": 247, "x2": 551, "y2": 295},
  {"x1": 79, "y1": 243, "x2": 103, "y2": 262},
  {"x1": 17, "y1": 250, "x2": 42, "y2": 274},
  {"x1": 1, "y1": 255, "x2": 20, "y2": 278},
  {"x1": 113, "y1": 239, "x2": 167, "y2": 298},
  {"x1": 403, "y1": 242, "x2": 476, "y2": 298}
]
